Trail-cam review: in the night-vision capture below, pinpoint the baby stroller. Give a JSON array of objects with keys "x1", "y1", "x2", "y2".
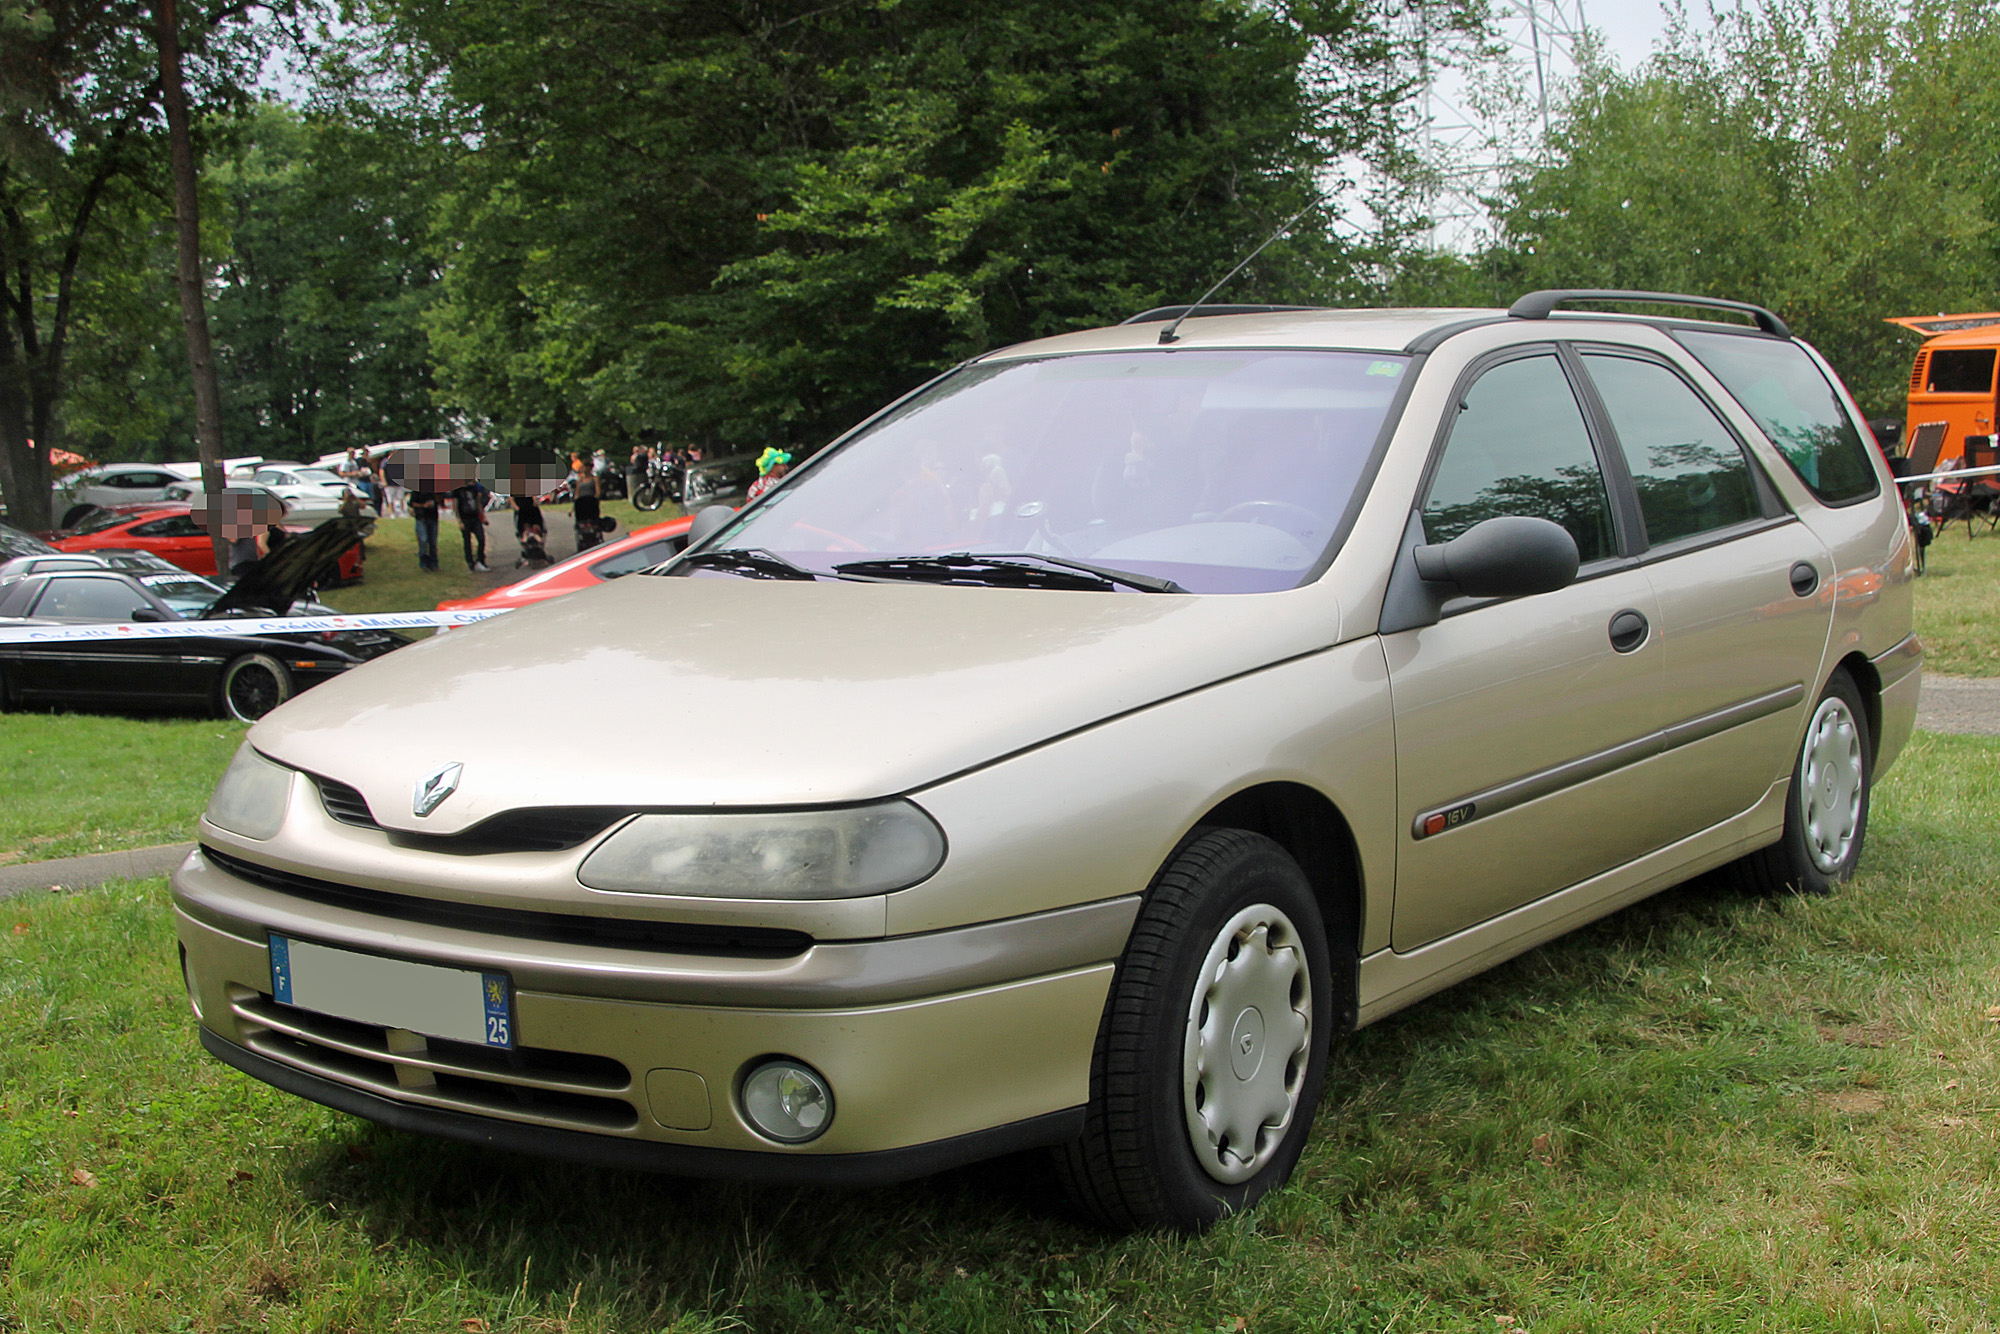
[{"x1": 516, "y1": 525, "x2": 551, "y2": 568}]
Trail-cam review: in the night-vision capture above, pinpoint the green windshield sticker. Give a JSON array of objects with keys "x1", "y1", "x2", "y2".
[{"x1": 1366, "y1": 361, "x2": 1403, "y2": 377}]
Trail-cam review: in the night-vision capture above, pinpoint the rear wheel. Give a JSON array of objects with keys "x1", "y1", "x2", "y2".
[
  {"x1": 60, "y1": 502, "x2": 100, "y2": 529},
  {"x1": 216, "y1": 653, "x2": 293, "y2": 722},
  {"x1": 1732, "y1": 668, "x2": 1872, "y2": 895},
  {"x1": 1056, "y1": 828, "x2": 1332, "y2": 1232}
]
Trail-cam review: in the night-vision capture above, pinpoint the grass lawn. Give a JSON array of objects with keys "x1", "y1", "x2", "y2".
[
  {"x1": 1912, "y1": 531, "x2": 2000, "y2": 676},
  {"x1": 0, "y1": 714, "x2": 243, "y2": 865},
  {"x1": 2, "y1": 732, "x2": 1996, "y2": 1332}
]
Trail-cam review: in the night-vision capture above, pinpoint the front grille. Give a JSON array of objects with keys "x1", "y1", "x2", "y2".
[
  {"x1": 229, "y1": 987, "x2": 638, "y2": 1132},
  {"x1": 309, "y1": 776, "x2": 625, "y2": 854},
  {"x1": 202, "y1": 845, "x2": 815, "y2": 957}
]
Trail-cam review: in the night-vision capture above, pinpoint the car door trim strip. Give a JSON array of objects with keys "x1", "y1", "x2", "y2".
[{"x1": 1411, "y1": 682, "x2": 1807, "y2": 839}]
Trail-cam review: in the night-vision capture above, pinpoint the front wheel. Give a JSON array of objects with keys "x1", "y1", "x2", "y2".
[
  {"x1": 633, "y1": 484, "x2": 664, "y2": 512},
  {"x1": 1732, "y1": 668, "x2": 1872, "y2": 895},
  {"x1": 1056, "y1": 828, "x2": 1332, "y2": 1231},
  {"x1": 216, "y1": 653, "x2": 293, "y2": 722}
]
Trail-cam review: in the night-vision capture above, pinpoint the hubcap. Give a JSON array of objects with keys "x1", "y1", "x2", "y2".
[
  {"x1": 1800, "y1": 695, "x2": 1863, "y2": 874},
  {"x1": 1182, "y1": 903, "x2": 1312, "y2": 1185}
]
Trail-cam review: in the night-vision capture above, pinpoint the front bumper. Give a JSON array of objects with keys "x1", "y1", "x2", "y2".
[{"x1": 172, "y1": 847, "x2": 1132, "y2": 1170}]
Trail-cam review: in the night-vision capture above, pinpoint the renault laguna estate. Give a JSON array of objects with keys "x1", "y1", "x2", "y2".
[{"x1": 174, "y1": 290, "x2": 1919, "y2": 1230}]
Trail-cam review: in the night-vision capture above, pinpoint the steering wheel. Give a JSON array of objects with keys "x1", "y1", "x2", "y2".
[{"x1": 1217, "y1": 500, "x2": 1326, "y2": 544}]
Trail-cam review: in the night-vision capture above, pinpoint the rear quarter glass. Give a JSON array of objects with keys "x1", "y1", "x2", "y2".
[{"x1": 1673, "y1": 330, "x2": 1880, "y2": 505}]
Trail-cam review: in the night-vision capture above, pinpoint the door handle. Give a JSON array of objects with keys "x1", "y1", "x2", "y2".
[
  {"x1": 1608, "y1": 609, "x2": 1649, "y2": 653},
  {"x1": 1789, "y1": 562, "x2": 1820, "y2": 597}
]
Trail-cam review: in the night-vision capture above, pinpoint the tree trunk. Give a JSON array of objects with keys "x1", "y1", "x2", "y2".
[{"x1": 155, "y1": 0, "x2": 231, "y2": 576}]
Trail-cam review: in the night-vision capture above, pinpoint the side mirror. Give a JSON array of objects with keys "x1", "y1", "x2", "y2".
[
  {"x1": 1414, "y1": 516, "x2": 1579, "y2": 598},
  {"x1": 685, "y1": 504, "x2": 737, "y2": 548},
  {"x1": 131, "y1": 607, "x2": 169, "y2": 622}
]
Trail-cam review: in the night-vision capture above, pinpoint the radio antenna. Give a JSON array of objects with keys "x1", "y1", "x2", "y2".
[{"x1": 1157, "y1": 203, "x2": 1319, "y2": 345}]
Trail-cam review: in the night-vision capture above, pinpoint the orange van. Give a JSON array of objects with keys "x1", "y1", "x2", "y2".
[{"x1": 1889, "y1": 312, "x2": 2000, "y2": 466}]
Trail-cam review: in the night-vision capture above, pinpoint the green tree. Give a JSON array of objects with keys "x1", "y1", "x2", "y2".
[
  {"x1": 0, "y1": 0, "x2": 264, "y2": 528},
  {"x1": 378, "y1": 0, "x2": 1415, "y2": 454},
  {"x1": 207, "y1": 102, "x2": 451, "y2": 458},
  {"x1": 1428, "y1": 0, "x2": 2000, "y2": 414}
]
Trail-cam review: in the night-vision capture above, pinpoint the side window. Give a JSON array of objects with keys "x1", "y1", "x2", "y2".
[
  {"x1": 130, "y1": 516, "x2": 203, "y2": 537},
  {"x1": 592, "y1": 539, "x2": 677, "y2": 580},
  {"x1": 1674, "y1": 331, "x2": 1879, "y2": 504},
  {"x1": 1422, "y1": 354, "x2": 1616, "y2": 564},
  {"x1": 1583, "y1": 354, "x2": 1763, "y2": 545},
  {"x1": 33, "y1": 578, "x2": 144, "y2": 621}
]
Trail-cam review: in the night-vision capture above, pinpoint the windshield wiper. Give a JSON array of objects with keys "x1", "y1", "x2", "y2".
[
  {"x1": 833, "y1": 552, "x2": 1183, "y2": 594},
  {"x1": 675, "y1": 548, "x2": 821, "y2": 581}
]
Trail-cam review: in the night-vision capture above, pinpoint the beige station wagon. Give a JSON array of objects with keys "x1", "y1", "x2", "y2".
[{"x1": 174, "y1": 290, "x2": 1920, "y2": 1230}]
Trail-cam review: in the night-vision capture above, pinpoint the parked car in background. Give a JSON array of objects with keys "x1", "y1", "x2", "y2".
[
  {"x1": 0, "y1": 566, "x2": 403, "y2": 720},
  {"x1": 163, "y1": 473, "x2": 352, "y2": 527},
  {"x1": 53, "y1": 463, "x2": 195, "y2": 525},
  {"x1": 176, "y1": 291, "x2": 1917, "y2": 1231},
  {"x1": 436, "y1": 515, "x2": 695, "y2": 616},
  {"x1": 0, "y1": 522, "x2": 56, "y2": 560},
  {"x1": 50, "y1": 504, "x2": 365, "y2": 584}
]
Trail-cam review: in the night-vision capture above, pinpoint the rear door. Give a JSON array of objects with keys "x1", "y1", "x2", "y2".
[
  {"x1": 1575, "y1": 347, "x2": 1834, "y2": 833},
  {"x1": 1385, "y1": 348, "x2": 1676, "y2": 951}
]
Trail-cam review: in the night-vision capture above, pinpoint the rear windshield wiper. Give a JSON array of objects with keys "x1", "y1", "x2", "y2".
[
  {"x1": 833, "y1": 552, "x2": 1183, "y2": 594},
  {"x1": 675, "y1": 548, "x2": 821, "y2": 581}
]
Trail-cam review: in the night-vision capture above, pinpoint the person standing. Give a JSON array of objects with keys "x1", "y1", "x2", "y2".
[
  {"x1": 409, "y1": 486, "x2": 442, "y2": 572},
  {"x1": 453, "y1": 482, "x2": 491, "y2": 572},
  {"x1": 573, "y1": 467, "x2": 603, "y2": 551},
  {"x1": 747, "y1": 448, "x2": 792, "y2": 502},
  {"x1": 627, "y1": 442, "x2": 650, "y2": 501}
]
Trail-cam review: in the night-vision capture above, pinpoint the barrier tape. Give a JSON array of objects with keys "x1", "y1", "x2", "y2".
[{"x1": 0, "y1": 607, "x2": 511, "y2": 646}]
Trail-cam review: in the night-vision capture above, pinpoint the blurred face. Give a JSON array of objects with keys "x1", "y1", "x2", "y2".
[{"x1": 193, "y1": 489, "x2": 286, "y2": 540}]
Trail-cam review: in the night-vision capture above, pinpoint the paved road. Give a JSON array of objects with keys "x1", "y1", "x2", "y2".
[
  {"x1": 1915, "y1": 673, "x2": 2000, "y2": 737},
  {"x1": 0, "y1": 841, "x2": 191, "y2": 900}
]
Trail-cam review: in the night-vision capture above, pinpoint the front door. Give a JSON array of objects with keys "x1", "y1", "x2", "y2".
[{"x1": 1386, "y1": 350, "x2": 1681, "y2": 951}]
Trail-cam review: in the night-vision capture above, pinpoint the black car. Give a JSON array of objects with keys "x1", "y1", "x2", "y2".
[{"x1": 0, "y1": 567, "x2": 403, "y2": 721}]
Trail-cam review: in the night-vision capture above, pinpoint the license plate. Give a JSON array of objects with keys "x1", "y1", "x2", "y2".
[{"x1": 269, "y1": 935, "x2": 513, "y2": 1049}]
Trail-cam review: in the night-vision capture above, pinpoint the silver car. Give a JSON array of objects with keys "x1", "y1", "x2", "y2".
[{"x1": 174, "y1": 290, "x2": 1919, "y2": 1230}]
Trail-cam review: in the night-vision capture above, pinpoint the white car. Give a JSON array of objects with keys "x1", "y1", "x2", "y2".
[
  {"x1": 55, "y1": 463, "x2": 197, "y2": 520},
  {"x1": 247, "y1": 468, "x2": 357, "y2": 524}
]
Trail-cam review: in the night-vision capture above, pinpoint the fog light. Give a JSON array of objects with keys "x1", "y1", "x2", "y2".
[{"x1": 740, "y1": 1059, "x2": 833, "y2": 1144}]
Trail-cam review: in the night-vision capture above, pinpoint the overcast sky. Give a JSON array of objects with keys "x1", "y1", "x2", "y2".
[{"x1": 1590, "y1": 2, "x2": 1677, "y2": 69}]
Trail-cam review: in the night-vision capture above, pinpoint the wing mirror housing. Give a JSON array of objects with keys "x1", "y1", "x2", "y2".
[
  {"x1": 131, "y1": 607, "x2": 170, "y2": 622},
  {"x1": 1378, "y1": 513, "x2": 1582, "y2": 634},
  {"x1": 685, "y1": 504, "x2": 738, "y2": 548},
  {"x1": 1413, "y1": 515, "x2": 1579, "y2": 598}
]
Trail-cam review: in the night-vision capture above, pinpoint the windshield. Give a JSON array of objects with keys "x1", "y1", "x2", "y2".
[
  {"x1": 295, "y1": 469, "x2": 344, "y2": 486},
  {"x1": 704, "y1": 349, "x2": 1406, "y2": 593},
  {"x1": 71, "y1": 508, "x2": 141, "y2": 535},
  {"x1": 141, "y1": 571, "x2": 225, "y2": 616},
  {"x1": 0, "y1": 523, "x2": 55, "y2": 557}
]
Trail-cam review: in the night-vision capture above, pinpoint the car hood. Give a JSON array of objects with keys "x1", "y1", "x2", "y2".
[{"x1": 252, "y1": 573, "x2": 1339, "y2": 832}]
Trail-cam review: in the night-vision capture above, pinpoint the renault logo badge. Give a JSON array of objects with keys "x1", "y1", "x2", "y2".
[{"x1": 413, "y1": 762, "x2": 463, "y2": 818}]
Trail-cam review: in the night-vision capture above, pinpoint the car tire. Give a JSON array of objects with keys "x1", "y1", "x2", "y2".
[
  {"x1": 1056, "y1": 828, "x2": 1332, "y2": 1232},
  {"x1": 216, "y1": 653, "x2": 293, "y2": 722},
  {"x1": 1732, "y1": 668, "x2": 1872, "y2": 895},
  {"x1": 60, "y1": 502, "x2": 101, "y2": 530}
]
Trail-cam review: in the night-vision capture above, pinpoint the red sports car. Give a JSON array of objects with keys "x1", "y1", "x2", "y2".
[
  {"x1": 436, "y1": 515, "x2": 694, "y2": 613},
  {"x1": 51, "y1": 504, "x2": 365, "y2": 583}
]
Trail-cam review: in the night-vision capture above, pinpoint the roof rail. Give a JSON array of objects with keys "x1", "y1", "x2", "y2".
[
  {"x1": 1508, "y1": 289, "x2": 1791, "y2": 339},
  {"x1": 1121, "y1": 304, "x2": 1320, "y2": 326}
]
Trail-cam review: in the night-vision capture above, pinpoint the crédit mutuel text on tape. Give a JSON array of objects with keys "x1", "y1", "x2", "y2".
[{"x1": 0, "y1": 608, "x2": 509, "y2": 646}]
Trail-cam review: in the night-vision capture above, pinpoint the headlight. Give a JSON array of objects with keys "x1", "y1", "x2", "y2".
[
  {"x1": 205, "y1": 744, "x2": 292, "y2": 840},
  {"x1": 577, "y1": 801, "x2": 946, "y2": 899}
]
